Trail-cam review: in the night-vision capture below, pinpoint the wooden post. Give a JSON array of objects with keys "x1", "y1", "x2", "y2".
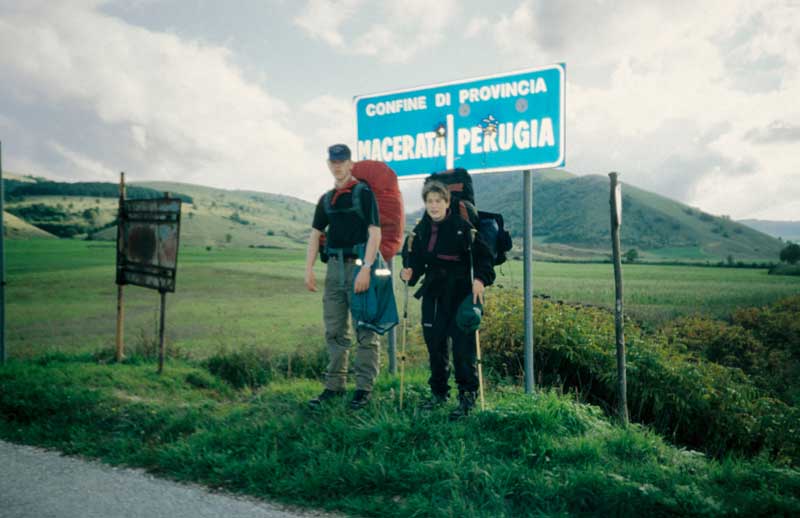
[
  {"x1": 0, "y1": 140, "x2": 6, "y2": 364},
  {"x1": 157, "y1": 290, "x2": 166, "y2": 374},
  {"x1": 609, "y1": 172, "x2": 628, "y2": 424},
  {"x1": 156, "y1": 191, "x2": 171, "y2": 374},
  {"x1": 115, "y1": 172, "x2": 126, "y2": 362}
]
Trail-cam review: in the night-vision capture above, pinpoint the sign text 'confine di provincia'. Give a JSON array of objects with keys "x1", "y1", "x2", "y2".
[{"x1": 354, "y1": 64, "x2": 565, "y2": 178}]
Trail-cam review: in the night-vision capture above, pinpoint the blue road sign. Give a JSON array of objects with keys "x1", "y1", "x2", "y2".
[{"x1": 354, "y1": 64, "x2": 565, "y2": 178}]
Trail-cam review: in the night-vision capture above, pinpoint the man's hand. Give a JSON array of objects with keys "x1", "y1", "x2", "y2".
[
  {"x1": 354, "y1": 266, "x2": 371, "y2": 293},
  {"x1": 305, "y1": 270, "x2": 317, "y2": 292},
  {"x1": 472, "y1": 279, "x2": 485, "y2": 305},
  {"x1": 400, "y1": 268, "x2": 413, "y2": 282}
]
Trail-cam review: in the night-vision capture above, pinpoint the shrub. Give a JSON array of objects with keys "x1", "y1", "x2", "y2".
[
  {"x1": 779, "y1": 243, "x2": 800, "y2": 264},
  {"x1": 769, "y1": 264, "x2": 800, "y2": 276},
  {"x1": 661, "y1": 316, "x2": 769, "y2": 377},
  {"x1": 8, "y1": 203, "x2": 69, "y2": 222},
  {"x1": 480, "y1": 290, "x2": 799, "y2": 463},
  {"x1": 205, "y1": 346, "x2": 326, "y2": 389}
]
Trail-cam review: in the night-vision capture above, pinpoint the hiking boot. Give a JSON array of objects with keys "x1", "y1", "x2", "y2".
[
  {"x1": 308, "y1": 389, "x2": 345, "y2": 409},
  {"x1": 420, "y1": 392, "x2": 449, "y2": 411},
  {"x1": 349, "y1": 389, "x2": 371, "y2": 410},
  {"x1": 448, "y1": 391, "x2": 477, "y2": 421}
]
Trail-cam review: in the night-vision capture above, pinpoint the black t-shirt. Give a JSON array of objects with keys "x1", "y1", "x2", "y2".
[{"x1": 312, "y1": 182, "x2": 380, "y2": 248}]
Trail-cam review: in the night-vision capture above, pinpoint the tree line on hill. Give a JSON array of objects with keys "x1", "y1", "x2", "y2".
[{"x1": 3, "y1": 179, "x2": 193, "y2": 203}]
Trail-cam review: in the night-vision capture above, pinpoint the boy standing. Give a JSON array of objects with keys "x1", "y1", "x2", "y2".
[{"x1": 305, "y1": 144, "x2": 382, "y2": 410}]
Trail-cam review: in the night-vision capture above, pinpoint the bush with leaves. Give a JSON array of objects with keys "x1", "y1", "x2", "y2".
[
  {"x1": 205, "y1": 346, "x2": 326, "y2": 389},
  {"x1": 480, "y1": 290, "x2": 799, "y2": 464},
  {"x1": 779, "y1": 243, "x2": 800, "y2": 264},
  {"x1": 731, "y1": 296, "x2": 800, "y2": 403}
]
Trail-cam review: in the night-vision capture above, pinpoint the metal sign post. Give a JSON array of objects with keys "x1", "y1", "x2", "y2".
[
  {"x1": 609, "y1": 172, "x2": 628, "y2": 424},
  {"x1": 0, "y1": 140, "x2": 6, "y2": 364},
  {"x1": 523, "y1": 170, "x2": 534, "y2": 393},
  {"x1": 355, "y1": 64, "x2": 565, "y2": 395}
]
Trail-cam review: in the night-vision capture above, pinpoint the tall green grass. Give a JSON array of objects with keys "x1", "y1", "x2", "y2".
[
  {"x1": 481, "y1": 292, "x2": 800, "y2": 465},
  {"x1": 1, "y1": 355, "x2": 798, "y2": 517}
]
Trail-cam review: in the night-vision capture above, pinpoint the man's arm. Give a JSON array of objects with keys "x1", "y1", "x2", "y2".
[
  {"x1": 305, "y1": 228, "x2": 321, "y2": 292},
  {"x1": 354, "y1": 225, "x2": 381, "y2": 293},
  {"x1": 363, "y1": 225, "x2": 381, "y2": 267}
]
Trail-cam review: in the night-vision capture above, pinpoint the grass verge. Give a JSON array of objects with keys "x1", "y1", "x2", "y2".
[{"x1": 1, "y1": 355, "x2": 798, "y2": 517}]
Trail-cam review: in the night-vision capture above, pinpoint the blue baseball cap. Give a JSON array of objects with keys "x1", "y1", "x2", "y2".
[{"x1": 328, "y1": 144, "x2": 351, "y2": 161}]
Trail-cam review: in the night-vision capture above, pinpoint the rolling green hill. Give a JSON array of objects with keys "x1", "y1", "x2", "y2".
[
  {"x1": 2, "y1": 176, "x2": 315, "y2": 248},
  {"x1": 2, "y1": 211, "x2": 58, "y2": 239},
  {"x1": 97, "y1": 181, "x2": 315, "y2": 249},
  {"x1": 3, "y1": 170, "x2": 785, "y2": 262},
  {"x1": 470, "y1": 170, "x2": 782, "y2": 262}
]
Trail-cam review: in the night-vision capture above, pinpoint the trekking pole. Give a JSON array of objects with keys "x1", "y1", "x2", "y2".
[
  {"x1": 476, "y1": 326, "x2": 485, "y2": 411},
  {"x1": 469, "y1": 229, "x2": 486, "y2": 411},
  {"x1": 400, "y1": 279, "x2": 409, "y2": 409},
  {"x1": 399, "y1": 231, "x2": 414, "y2": 410}
]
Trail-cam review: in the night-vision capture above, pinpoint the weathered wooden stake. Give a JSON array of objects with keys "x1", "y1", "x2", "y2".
[
  {"x1": 609, "y1": 172, "x2": 629, "y2": 424},
  {"x1": 0, "y1": 140, "x2": 6, "y2": 365},
  {"x1": 115, "y1": 172, "x2": 126, "y2": 362},
  {"x1": 157, "y1": 291, "x2": 166, "y2": 374}
]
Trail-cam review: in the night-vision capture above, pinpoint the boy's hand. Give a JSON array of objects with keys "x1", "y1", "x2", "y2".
[
  {"x1": 472, "y1": 279, "x2": 485, "y2": 305},
  {"x1": 354, "y1": 266, "x2": 371, "y2": 293},
  {"x1": 305, "y1": 270, "x2": 317, "y2": 292}
]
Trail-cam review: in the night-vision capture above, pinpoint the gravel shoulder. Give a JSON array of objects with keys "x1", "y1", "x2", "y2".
[{"x1": 0, "y1": 439, "x2": 344, "y2": 518}]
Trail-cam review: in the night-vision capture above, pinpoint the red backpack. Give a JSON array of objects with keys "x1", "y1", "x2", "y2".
[
  {"x1": 352, "y1": 160, "x2": 404, "y2": 262},
  {"x1": 319, "y1": 161, "x2": 405, "y2": 263}
]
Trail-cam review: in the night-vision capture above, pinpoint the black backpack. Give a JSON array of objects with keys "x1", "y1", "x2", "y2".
[
  {"x1": 425, "y1": 169, "x2": 512, "y2": 266},
  {"x1": 477, "y1": 210, "x2": 512, "y2": 266}
]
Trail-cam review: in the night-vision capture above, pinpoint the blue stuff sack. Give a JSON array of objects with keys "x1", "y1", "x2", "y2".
[{"x1": 350, "y1": 256, "x2": 399, "y2": 335}]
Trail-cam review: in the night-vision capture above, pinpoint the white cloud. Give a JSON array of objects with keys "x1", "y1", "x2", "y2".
[
  {"x1": 467, "y1": 0, "x2": 800, "y2": 219},
  {"x1": 0, "y1": 2, "x2": 321, "y2": 201},
  {"x1": 293, "y1": 0, "x2": 362, "y2": 48},
  {"x1": 300, "y1": 94, "x2": 356, "y2": 152},
  {"x1": 464, "y1": 17, "x2": 489, "y2": 38},
  {"x1": 49, "y1": 141, "x2": 117, "y2": 181},
  {"x1": 351, "y1": 0, "x2": 458, "y2": 63},
  {"x1": 294, "y1": 0, "x2": 458, "y2": 64}
]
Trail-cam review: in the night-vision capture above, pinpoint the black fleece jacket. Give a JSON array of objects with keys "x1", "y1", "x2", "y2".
[{"x1": 402, "y1": 211, "x2": 495, "y2": 299}]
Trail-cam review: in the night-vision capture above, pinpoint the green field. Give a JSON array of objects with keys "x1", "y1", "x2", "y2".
[
  {"x1": 5, "y1": 239, "x2": 800, "y2": 359},
  {"x1": 4, "y1": 237, "x2": 800, "y2": 517}
]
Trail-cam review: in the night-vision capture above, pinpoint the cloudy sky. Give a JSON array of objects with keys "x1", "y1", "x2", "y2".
[{"x1": 1, "y1": 0, "x2": 798, "y2": 219}]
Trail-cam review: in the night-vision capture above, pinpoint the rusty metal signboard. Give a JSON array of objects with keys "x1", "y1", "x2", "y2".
[{"x1": 116, "y1": 198, "x2": 182, "y2": 293}]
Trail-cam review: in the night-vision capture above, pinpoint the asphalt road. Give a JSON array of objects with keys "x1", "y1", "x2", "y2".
[{"x1": 0, "y1": 440, "x2": 342, "y2": 518}]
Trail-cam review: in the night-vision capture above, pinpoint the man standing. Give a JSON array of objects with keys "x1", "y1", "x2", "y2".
[{"x1": 305, "y1": 144, "x2": 382, "y2": 410}]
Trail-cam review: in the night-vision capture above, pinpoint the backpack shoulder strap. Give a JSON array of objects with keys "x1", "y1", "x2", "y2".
[
  {"x1": 322, "y1": 189, "x2": 335, "y2": 216},
  {"x1": 351, "y1": 181, "x2": 367, "y2": 223}
]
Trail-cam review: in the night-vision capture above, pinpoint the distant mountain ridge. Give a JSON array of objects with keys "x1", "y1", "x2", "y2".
[
  {"x1": 2, "y1": 170, "x2": 785, "y2": 261},
  {"x1": 417, "y1": 169, "x2": 782, "y2": 262},
  {"x1": 739, "y1": 219, "x2": 800, "y2": 242}
]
